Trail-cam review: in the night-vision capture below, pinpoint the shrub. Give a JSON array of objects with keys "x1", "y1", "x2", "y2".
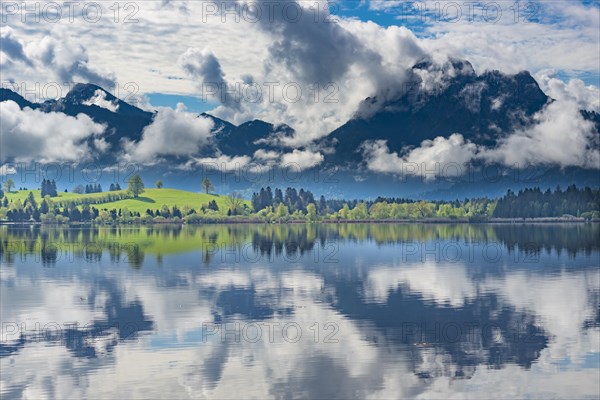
[{"x1": 184, "y1": 214, "x2": 204, "y2": 224}]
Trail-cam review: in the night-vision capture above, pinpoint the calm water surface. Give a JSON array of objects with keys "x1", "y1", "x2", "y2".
[{"x1": 1, "y1": 224, "x2": 599, "y2": 399}]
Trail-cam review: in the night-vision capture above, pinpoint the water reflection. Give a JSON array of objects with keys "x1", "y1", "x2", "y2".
[{"x1": 1, "y1": 224, "x2": 599, "y2": 399}]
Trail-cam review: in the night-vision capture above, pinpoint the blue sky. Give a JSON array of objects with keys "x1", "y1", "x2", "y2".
[{"x1": 147, "y1": 93, "x2": 218, "y2": 115}]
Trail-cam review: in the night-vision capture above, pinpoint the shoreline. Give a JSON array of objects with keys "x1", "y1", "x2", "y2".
[{"x1": 1, "y1": 217, "x2": 598, "y2": 226}]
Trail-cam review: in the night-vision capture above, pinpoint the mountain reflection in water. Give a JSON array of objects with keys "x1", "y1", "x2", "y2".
[{"x1": 1, "y1": 224, "x2": 599, "y2": 399}]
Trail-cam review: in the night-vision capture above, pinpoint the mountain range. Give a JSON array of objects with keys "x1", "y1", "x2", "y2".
[{"x1": 2, "y1": 58, "x2": 599, "y2": 199}]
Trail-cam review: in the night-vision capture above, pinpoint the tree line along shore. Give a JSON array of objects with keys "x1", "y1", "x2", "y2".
[{"x1": 1, "y1": 176, "x2": 599, "y2": 225}]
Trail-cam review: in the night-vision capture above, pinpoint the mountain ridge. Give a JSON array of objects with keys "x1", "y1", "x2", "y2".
[
  {"x1": 322, "y1": 59, "x2": 554, "y2": 166},
  {"x1": 2, "y1": 59, "x2": 599, "y2": 198}
]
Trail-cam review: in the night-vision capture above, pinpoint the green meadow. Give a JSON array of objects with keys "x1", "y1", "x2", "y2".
[
  {"x1": 4, "y1": 188, "x2": 248, "y2": 214},
  {"x1": 4, "y1": 190, "x2": 110, "y2": 202}
]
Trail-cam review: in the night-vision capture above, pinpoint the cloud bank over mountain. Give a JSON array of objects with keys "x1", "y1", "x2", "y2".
[
  {"x1": 121, "y1": 104, "x2": 215, "y2": 164},
  {"x1": 361, "y1": 98, "x2": 600, "y2": 177},
  {"x1": 0, "y1": 100, "x2": 106, "y2": 163}
]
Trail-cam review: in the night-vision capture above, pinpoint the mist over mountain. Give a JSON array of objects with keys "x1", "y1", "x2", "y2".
[
  {"x1": 199, "y1": 113, "x2": 295, "y2": 157},
  {"x1": 1, "y1": 83, "x2": 154, "y2": 158},
  {"x1": 323, "y1": 59, "x2": 553, "y2": 165},
  {"x1": 1, "y1": 58, "x2": 599, "y2": 199}
]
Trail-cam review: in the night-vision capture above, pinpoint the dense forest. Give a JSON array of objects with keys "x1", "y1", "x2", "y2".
[
  {"x1": 251, "y1": 187, "x2": 418, "y2": 215},
  {"x1": 493, "y1": 185, "x2": 600, "y2": 219}
]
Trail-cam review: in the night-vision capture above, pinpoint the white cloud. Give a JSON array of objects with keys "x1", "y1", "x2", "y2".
[
  {"x1": 280, "y1": 149, "x2": 324, "y2": 170},
  {"x1": 364, "y1": 262, "x2": 477, "y2": 307},
  {"x1": 0, "y1": 164, "x2": 17, "y2": 176},
  {"x1": 406, "y1": 134, "x2": 479, "y2": 172},
  {"x1": 535, "y1": 70, "x2": 600, "y2": 112},
  {"x1": 253, "y1": 149, "x2": 280, "y2": 161},
  {"x1": 362, "y1": 98, "x2": 600, "y2": 173},
  {"x1": 121, "y1": 104, "x2": 214, "y2": 164},
  {"x1": 24, "y1": 28, "x2": 115, "y2": 90},
  {"x1": 190, "y1": 154, "x2": 252, "y2": 172},
  {"x1": 367, "y1": 0, "x2": 405, "y2": 11},
  {"x1": 250, "y1": 149, "x2": 281, "y2": 170},
  {"x1": 82, "y1": 89, "x2": 119, "y2": 112},
  {"x1": 185, "y1": 148, "x2": 323, "y2": 174},
  {"x1": 179, "y1": 47, "x2": 240, "y2": 110},
  {"x1": 362, "y1": 134, "x2": 479, "y2": 179},
  {"x1": 0, "y1": 26, "x2": 32, "y2": 67},
  {"x1": 419, "y1": 1, "x2": 600, "y2": 77},
  {"x1": 482, "y1": 101, "x2": 600, "y2": 168},
  {"x1": 0, "y1": 100, "x2": 106, "y2": 163}
]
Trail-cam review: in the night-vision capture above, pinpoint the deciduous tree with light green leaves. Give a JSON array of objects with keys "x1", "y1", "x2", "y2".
[
  {"x1": 128, "y1": 175, "x2": 145, "y2": 198},
  {"x1": 349, "y1": 202, "x2": 368, "y2": 220},
  {"x1": 338, "y1": 203, "x2": 350, "y2": 219},
  {"x1": 4, "y1": 179, "x2": 15, "y2": 193},
  {"x1": 258, "y1": 206, "x2": 275, "y2": 222},
  {"x1": 414, "y1": 201, "x2": 435, "y2": 218},
  {"x1": 202, "y1": 177, "x2": 214, "y2": 194},
  {"x1": 275, "y1": 203, "x2": 289, "y2": 221},
  {"x1": 226, "y1": 192, "x2": 244, "y2": 215},
  {"x1": 306, "y1": 203, "x2": 318, "y2": 222},
  {"x1": 369, "y1": 202, "x2": 390, "y2": 219}
]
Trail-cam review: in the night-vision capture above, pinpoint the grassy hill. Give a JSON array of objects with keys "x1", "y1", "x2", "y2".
[
  {"x1": 4, "y1": 189, "x2": 112, "y2": 202},
  {"x1": 4, "y1": 188, "x2": 248, "y2": 214}
]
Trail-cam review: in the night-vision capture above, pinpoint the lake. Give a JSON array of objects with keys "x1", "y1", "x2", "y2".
[{"x1": 1, "y1": 223, "x2": 599, "y2": 399}]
